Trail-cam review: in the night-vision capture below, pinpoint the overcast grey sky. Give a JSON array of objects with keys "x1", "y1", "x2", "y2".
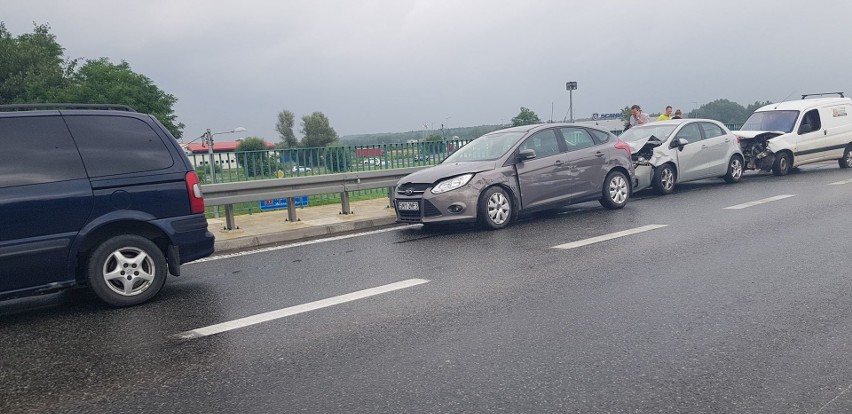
[{"x1": 4, "y1": 1, "x2": 851, "y2": 141}]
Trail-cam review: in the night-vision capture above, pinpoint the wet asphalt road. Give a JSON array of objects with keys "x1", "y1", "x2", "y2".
[{"x1": 2, "y1": 163, "x2": 852, "y2": 413}]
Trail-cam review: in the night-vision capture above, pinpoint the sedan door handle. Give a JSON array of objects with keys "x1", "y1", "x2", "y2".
[
  {"x1": 553, "y1": 160, "x2": 564, "y2": 166},
  {"x1": 701, "y1": 145, "x2": 708, "y2": 149},
  {"x1": 594, "y1": 151, "x2": 605, "y2": 157}
]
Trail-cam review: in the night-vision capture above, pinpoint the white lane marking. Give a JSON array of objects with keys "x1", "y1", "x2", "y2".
[
  {"x1": 814, "y1": 383, "x2": 852, "y2": 414},
  {"x1": 551, "y1": 224, "x2": 668, "y2": 250},
  {"x1": 189, "y1": 225, "x2": 418, "y2": 263},
  {"x1": 173, "y1": 278, "x2": 430, "y2": 340},
  {"x1": 828, "y1": 178, "x2": 852, "y2": 186},
  {"x1": 723, "y1": 194, "x2": 796, "y2": 210}
]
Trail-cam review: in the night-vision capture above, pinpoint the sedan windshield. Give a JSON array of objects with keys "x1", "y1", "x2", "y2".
[
  {"x1": 618, "y1": 124, "x2": 677, "y2": 143},
  {"x1": 740, "y1": 110, "x2": 799, "y2": 133},
  {"x1": 442, "y1": 131, "x2": 525, "y2": 163}
]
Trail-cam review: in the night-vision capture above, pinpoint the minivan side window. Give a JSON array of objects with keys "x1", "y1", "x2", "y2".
[
  {"x1": 699, "y1": 122, "x2": 724, "y2": 139},
  {"x1": 798, "y1": 109, "x2": 821, "y2": 135},
  {"x1": 0, "y1": 116, "x2": 87, "y2": 187},
  {"x1": 65, "y1": 115, "x2": 174, "y2": 177}
]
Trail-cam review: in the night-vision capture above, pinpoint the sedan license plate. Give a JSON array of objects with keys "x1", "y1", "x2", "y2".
[{"x1": 397, "y1": 201, "x2": 419, "y2": 211}]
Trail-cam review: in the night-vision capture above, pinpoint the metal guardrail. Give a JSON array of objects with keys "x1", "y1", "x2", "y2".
[{"x1": 201, "y1": 166, "x2": 427, "y2": 230}]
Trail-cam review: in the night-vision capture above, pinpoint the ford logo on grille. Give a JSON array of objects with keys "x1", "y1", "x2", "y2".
[{"x1": 405, "y1": 189, "x2": 413, "y2": 196}]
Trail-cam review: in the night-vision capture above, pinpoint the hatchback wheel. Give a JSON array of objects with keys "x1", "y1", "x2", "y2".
[
  {"x1": 840, "y1": 145, "x2": 852, "y2": 169},
  {"x1": 653, "y1": 164, "x2": 676, "y2": 195},
  {"x1": 87, "y1": 235, "x2": 167, "y2": 307},
  {"x1": 599, "y1": 170, "x2": 630, "y2": 209},
  {"x1": 772, "y1": 152, "x2": 792, "y2": 176},
  {"x1": 477, "y1": 186, "x2": 512, "y2": 230},
  {"x1": 723, "y1": 155, "x2": 744, "y2": 183}
]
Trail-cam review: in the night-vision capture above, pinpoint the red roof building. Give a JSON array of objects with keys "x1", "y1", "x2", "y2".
[{"x1": 183, "y1": 141, "x2": 274, "y2": 153}]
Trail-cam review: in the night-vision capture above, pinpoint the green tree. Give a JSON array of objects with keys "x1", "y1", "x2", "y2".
[
  {"x1": 688, "y1": 99, "x2": 752, "y2": 124},
  {"x1": 511, "y1": 107, "x2": 541, "y2": 126},
  {"x1": 301, "y1": 112, "x2": 339, "y2": 148},
  {"x1": 276, "y1": 109, "x2": 299, "y2": 148},
  {"x1": 0, "y1": 23, "x2": 73, "y2": 104},
  {"x1": 59, "y1": 58, "x2": 184, "y2": 137},
  {"x1": 236, "y1": 136, "x2": 275, "y2": 177}
]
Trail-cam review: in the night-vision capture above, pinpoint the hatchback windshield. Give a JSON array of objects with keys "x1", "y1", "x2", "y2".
[
  {"x1": 442, "y1": 131, "x2": 525, "y2": 163},
  {"x1": 618, "y1": 124, "x2": 677, "y2": 143},
  {"x1": 740, "y1": 110, "x2": 799, "y2": 133}
]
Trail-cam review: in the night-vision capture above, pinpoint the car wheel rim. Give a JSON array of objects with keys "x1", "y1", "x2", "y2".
[
  {"x1": 845, "y1": 150, "x2": 852, "y2": 167},
  {"x1": 609, "y1": 175, "x2": 627, "y2": 204},
  {"x1": 102, "y1": 246, "x2": 156, "y2": 297},
  {"x1": 487, "y1": 192, "x2": 509, "y2": 224},
  {"x1": 661, "y1": 168, "x2": 674, "y2": 190},
  {"x1": 731, "y1": 159, "x2": 743, "y2": 178},
  {"x1": 780, "y1": 157, "x2": 788, "y2": 171}
]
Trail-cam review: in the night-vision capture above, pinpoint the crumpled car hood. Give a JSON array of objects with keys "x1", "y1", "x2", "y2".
[
  {"x1": 626, "y1": 136, "x2": 664, "y2": 153},
  {"x1": 735, "y1": 130, "x2": 785, "y2": 140},
  {"x1": 397, "y1": 161, "x2": 496, "y2": 185}
]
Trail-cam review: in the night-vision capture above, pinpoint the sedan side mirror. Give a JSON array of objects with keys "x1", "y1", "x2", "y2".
[
  {"x1": 518, "y1": 148, "x2": 536, "y2": 161},
  {"x1": 670, "y1": 138, "x2": 689, "y2": 150}
]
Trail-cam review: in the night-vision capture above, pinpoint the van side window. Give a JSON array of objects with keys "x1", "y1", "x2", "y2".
[
  {"x1": 65, "y1": 115, "x2": 175, "y2": 177},
  {"x1": 0, "y1": 116, "x2": 87, "y2": 187},
  {"x1": 798, "y1": 109, "x2": 821, "y2": 135},
  {"x1": 519, "y1": 129, "x2": 560, "y2": 158}
]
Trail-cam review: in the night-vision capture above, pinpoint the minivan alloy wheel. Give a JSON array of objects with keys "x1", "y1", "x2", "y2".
[
  {"x1": 87, "y1": 235, "x2": 167, "y2": 307},
  {"x1": 102, "y1": 246, "x2": 156, "y2": 296}
]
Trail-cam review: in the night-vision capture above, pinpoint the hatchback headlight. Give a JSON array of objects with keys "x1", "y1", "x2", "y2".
[{"x1": 431, "y1": 174, "x2": 473, "y2": 194}]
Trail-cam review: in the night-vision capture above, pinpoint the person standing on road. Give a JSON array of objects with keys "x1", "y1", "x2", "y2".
[
  {"x1": 630, "y1": 105, "x2": 650, "y2": 127},
  {"x1": 658, "y1": 106, "x2": 673, "y2": 121},
  {"x1": 672, "y1": 109, "x2": 683, "y2": 119}
]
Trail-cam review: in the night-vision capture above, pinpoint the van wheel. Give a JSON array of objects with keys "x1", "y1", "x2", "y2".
[
  {"x1": 840, "y1": 145, "x2": 852, "y2": 168},
  {"x1": 477, "y1": 186, "x2": 512, "y2": 230},
  {"x1": 653, "y1": 164, "x2": 676, "y2": 194},
  {"x1": 87, "y1": 235, "x2": 167, "y2": 307},
  {"x1": 772, "y1": 152, "x2": 792, "y2": 176},
  {"x1": 723, "y1": 155, "x2": 744, "y2": 183},
  {"x1": 599, "y1": 170, "x2": 630, "y2": 209}
]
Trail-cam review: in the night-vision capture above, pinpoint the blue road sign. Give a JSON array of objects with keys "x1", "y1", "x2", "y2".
[{"x1": 259, "y1": 196, "x2": 309, "y2": 211}]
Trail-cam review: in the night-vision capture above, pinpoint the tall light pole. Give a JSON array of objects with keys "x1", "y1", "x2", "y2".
[
  {"x1": 566, "y1": 81, "x2": 578, "y2": 123},
  {"x1": 205, "y1": 126, "x2": 247, "y2": 184}
]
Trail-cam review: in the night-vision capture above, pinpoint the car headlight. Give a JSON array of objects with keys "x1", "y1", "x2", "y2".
[{"x1": 431, "y1": 174, "x2": 473, "y2": 194}]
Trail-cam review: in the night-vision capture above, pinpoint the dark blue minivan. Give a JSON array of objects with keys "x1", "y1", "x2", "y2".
[{"x1": 0, "y1": 104, "x2": 214, "y2": 306}]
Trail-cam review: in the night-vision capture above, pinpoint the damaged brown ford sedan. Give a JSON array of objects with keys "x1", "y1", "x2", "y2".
[{"x1": 393, "y1": 123, "x2": 635, "y2": 230}]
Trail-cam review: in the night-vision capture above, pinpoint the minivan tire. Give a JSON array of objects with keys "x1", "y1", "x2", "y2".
[
  {"x1": 772, "y1": 152, "x2": 792, "y2": 176},
  {"x1": 653, "y1": 164, "x2": 676, "y2": 195},
  {"x1": 840, "y1": 145, "x2": 852, "y2": 169},
  {"x1": 723, "y1": 155, "x2": 744, "y2": 183},
  {"x1": 477, "y1": 186, "x2": 512, "y2": 230},
  {"x1": 87, "y1": 235, "x2": 167, "y2": 307},
  {"x1": 599, "y1": 170, "x2": 630, "y2": 209}
]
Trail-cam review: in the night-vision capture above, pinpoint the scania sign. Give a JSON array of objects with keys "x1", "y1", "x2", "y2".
[{"x1": 591, "y1": 113, "x2": 622, "y2": 121}]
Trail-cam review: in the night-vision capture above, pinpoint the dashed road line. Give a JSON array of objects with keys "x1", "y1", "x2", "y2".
[
  {"x1": 551, "y1": 224, "x2": 668, "y2": 250},
  {"x1": 173, "y1": 278, "x2": 430, "y2": 340},
  {"x1": 723, "y1": 194, "x2": 795, "y2": 210},
  {"x1": 828, "y1": 178, "x2": 852, "y2": 186}
]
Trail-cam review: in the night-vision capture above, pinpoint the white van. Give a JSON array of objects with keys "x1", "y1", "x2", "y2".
[{"x1": 736, "y1": 93, "x2": 852, "y2": 175}]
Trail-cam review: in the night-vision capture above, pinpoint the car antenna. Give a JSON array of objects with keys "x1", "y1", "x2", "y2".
[{"x1": 774, "y1": 90, "x2": 795, "y2": 109}]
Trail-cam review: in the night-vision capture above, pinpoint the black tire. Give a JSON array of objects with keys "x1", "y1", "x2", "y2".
[
  {"x1": 477, "y1": 186, "x2": 512, "y2": 230},
  {"x1": 839, "y1": 145, "x2": 852, "y2": 169},
  {"x1": 653, "y1": 164, "x2": 676, "y2": 195},
  {"x1": 599, "y1": 170, "x2": 630, "y2": 209},
  {"x1": 87, "y1": 235, "x2": 167, "y2": 307},
  {"x1": 772, "y1": 152, "x2": 792, "y2": 176},
  {"x1": 723, "y1": 155, "x2": 744, "y2": 183}
]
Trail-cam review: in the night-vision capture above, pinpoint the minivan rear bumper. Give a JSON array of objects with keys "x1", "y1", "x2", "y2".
[{"x1": 154, "y1": 214, "x2": 215, "y2": 263}]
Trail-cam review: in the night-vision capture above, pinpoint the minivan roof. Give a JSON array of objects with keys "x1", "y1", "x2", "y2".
[{"x1": 756, "y1": 97, "x2": 852, "y2": 112}]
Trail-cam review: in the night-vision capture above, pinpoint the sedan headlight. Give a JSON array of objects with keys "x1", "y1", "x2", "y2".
[{"x1": 431, "y1": 174, "x2": 473, "y2": 194}]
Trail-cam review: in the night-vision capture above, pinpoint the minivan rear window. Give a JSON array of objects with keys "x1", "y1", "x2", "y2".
[{"x1": 65, "y1": 115, "x2": 174, "y2": 177}]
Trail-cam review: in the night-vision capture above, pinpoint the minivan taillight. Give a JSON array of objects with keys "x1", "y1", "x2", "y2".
[
  {"x1": 185, "y1": 172, "x2": 205, "y2": 214},
  {"x1": 614, "y1": 138, "x2": 632, "y2": 158}
]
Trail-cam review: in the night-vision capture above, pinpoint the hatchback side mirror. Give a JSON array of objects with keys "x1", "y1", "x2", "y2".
[
  {"x1": 518, "y1": 149, "x2": 536, "y2": 160},
  {"x1": 671, "y1": 138, "x2": 689, "y2": 150}
]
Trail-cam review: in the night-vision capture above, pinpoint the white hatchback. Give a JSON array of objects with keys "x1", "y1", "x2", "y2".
[{"x1": 621, "y1": 119, "x2": 744, "y2": 194}]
